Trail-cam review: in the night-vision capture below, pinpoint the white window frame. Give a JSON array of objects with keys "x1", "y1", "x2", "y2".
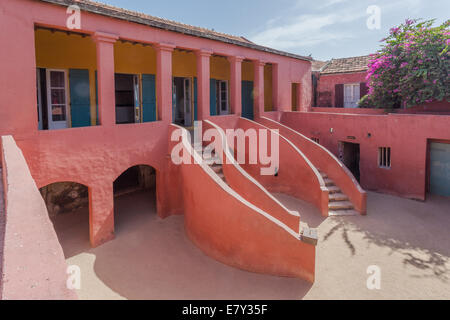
[
  {"x1": 216, "y1": 80, "x2": 229, "y2": 115},
  {"x1": 343, "y1": 83, "x2": 360, "y2": 108},
  {"x1": 46, "y1": 69, "x2": 69, "y2": 130},
  {"x1": 37, "y1": 69, "x2": 43, "y2": 130}
]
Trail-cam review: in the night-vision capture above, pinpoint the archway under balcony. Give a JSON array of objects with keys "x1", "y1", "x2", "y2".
[
  {"x1": 113, "y1": 165, "x2": 157, "y2": 236},
  {"x1": 39, "y1": 181, "x2": 90, "y2": 258}
]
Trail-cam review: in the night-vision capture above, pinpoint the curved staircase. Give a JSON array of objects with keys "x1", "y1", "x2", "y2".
[{"x1": 320, "y1": 171, "x2": 357, "y2": 216}]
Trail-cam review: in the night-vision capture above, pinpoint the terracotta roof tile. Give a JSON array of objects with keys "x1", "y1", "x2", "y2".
[
  {"x1": 321, "y1": 55, "x2": 370, "y2": 75},
  {"x1": 39, "y1": 0, "x2": 311, "y2": 61},
  {"x1": 311, "y1": 60, "x2": 328, "y2": 72}
]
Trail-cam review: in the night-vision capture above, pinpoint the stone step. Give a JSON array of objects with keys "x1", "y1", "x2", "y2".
[
  {"x1": 210, "y1": 164, "x2": 223, "y2": 174},
  {"x1": 328, "y1": 210, "x2": 358, "y2": 216},
  {"x1": 326, "y1": 186, "x2": 341, "y2": 194},
  {"x1": 217, "y1": 172, "x2": 226, "y2": 181},
  {"x1": 203, "y1": 155, "x2": 220, "y2": 163},
  {"x1": 328, "y1": 201, "x2": 354, "y2": 210},
  {"x1": 323, "y1": 178, "x2": 334, "y2": 186},
  {"x1": 329, "y1": 193, "x2": 349, "y2": 202}
]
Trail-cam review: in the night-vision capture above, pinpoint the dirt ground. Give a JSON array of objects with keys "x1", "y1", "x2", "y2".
[{"x1": 51, "y1": 189, "x2": 450, "y2": 300}]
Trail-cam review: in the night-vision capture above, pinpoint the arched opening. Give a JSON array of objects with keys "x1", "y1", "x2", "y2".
[
  {"x1": 39, "y1": 181, "x2": 90, "y2": 257},
  {"x1": 113, "y1": 165, "x2": 157, "y2": 235}
]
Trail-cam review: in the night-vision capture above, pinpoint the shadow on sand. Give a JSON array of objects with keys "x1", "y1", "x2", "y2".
[{"x1": 53, "y1": 190, "x2": 313, "y2": 300}]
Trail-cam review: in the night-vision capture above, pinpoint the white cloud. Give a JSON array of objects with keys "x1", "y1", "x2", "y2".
[{"x1": 250, "y1": 8, "x2": 365, "y2": 50}]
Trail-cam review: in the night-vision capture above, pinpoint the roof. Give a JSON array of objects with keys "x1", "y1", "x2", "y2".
[
  {"x1": 320, "y1": 55, "x2": 370, "y2": 75},
  {"x1": 38, "y1": 0, "x2": 312, "y2": 62},
  {"x1": 311, "y1": 60, "x2": 328, "y2": 72}
]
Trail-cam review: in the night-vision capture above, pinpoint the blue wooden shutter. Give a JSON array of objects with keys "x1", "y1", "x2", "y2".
[
  {"x1": 194, "y1": 77, "x2": 198, "y2": 121},
  {"x1": 241, "y1": 80, "x2": 254, "y2": 120},
  {"x1": 69, "y1": 69, "x2": 91, "y2": 127},
  {"x1": 95, "y1": 71, "x2": 99, "y2": 125},
  {"x1": 142, "y1": 74, "x2": 157, "y2": 122},
  {"x1": 210, "y1": 78, "x2": 217, "y2": 116}
]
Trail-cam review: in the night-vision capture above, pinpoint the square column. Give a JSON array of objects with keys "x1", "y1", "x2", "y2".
[
  {"x1": 228, "y1": 56, "x2": 244, "y2": 116},
  {"x1": 89, "y1": 182, "x2": 114, "y2": 247},
  {"x1": 253, "y1": 60, "x2": 266, "y2": 118},
  {"x1": 155, "y1": 43, "x2": 175, "y2": 122},
  {"x1": 93, "y1": 32, "x2": 118, "y2": 127},
  {"x1": 196, "y1": 49, "x2": 213, "y2": 120}
]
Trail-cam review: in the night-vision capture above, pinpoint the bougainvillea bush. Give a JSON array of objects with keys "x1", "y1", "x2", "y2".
[{"x1": 359, "y1": 19, "x2": 449, "y2": 109}]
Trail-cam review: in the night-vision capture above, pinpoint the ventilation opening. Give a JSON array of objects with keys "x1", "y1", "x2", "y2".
[{"x1": 378, "y1": 147, "x2": 391, "y2": 168}]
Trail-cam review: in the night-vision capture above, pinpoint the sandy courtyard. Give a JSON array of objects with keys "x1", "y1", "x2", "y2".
[{"x1": 51, "y1": 189, "x2": 450, "y2": 300}]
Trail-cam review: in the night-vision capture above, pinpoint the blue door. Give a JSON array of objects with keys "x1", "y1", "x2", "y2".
[
  {"x1": 69, "y1": 69, "x2": 91, "y2": 127},
  {"x1": 430, "y1": 142, "x2": 450, "y2": 196},
  {"x1": 210, "y1": 78, "x2": 217, "y2": 116},
  {"x1": 95, "y1": 71, "x2": 99, "y2": 125},
  {"x1": 242, "y1": 80, "x2": 254, "y2": 120},
  {"x1": 142, "y1": 74, "x2": 157, "y2": 122}
]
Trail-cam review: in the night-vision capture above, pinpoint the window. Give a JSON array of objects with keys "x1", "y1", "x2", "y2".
[
  {"x1": 46, "y1": 69, "x2": 69, "y2": 130},
  {"x1": 378, "y1": 147, "x2": 391, "y2": 168},
  {"x1": 343, "y1": 83, "x2": 360, "y2": 108},
  {"x1": 216, "y1": 80, "x2": 229, "y2": 115},
  {"x1": 115, "y1": 74, "x2": 140, "y2": 124},
  {"x1": 311, "y1": 137, "x2": 320, "y2": 144}
]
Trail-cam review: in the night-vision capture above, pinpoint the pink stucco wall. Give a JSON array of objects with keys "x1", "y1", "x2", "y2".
[
  {"x1": 0, "y1": 0, "x2": 312, "y2": 248},
  {"x1": 209, "y1": 116, "x2": 329, "y2": 215},
  {"x1": 280, "y1": 111, "x2": 450, "y2": 200},
  {"x1": 171, "y1": 125, "x2": 316, "y2": 282},
  {"x1": 1, "y1": 136, "x2": 77, "y2": 300},
  {"x1": 258, "y1": 117, "x2": 367, "y2": 214}
]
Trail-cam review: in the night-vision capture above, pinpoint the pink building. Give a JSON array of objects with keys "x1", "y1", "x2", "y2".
[
  {"x1": 313, "y1": 55, "x2": 370, "y2": 108},
  {"x1": 0, "y1": 0, "x2": 449, "y2": 300}
]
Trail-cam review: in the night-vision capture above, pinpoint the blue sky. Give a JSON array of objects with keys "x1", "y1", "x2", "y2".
[{"x1": 101, "y1": 0, "x2": 449, "y2": 61}]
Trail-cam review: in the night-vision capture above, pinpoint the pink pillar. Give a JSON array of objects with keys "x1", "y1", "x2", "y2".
[
  {"x1": 155, "y1": 43, "x2": 175, "y2": 122},
  {"x1": 89, "y1": 182, "x2": 114, "y2": 247},
  {"x1": 93, "y1": 32, "x2": 118, "y2": 126},
  {"x1": 196, "y1": 49, "x2": 213, "y2": 120},
  {"x1": 272, "y1": 63, "x2": 279, "y2": 111},
  {"x1": 228, "y1": 56, "x2": 244, "y2": 116},
  {"x1": 253, "y1": 60, "x2": 266, "y2": 118},
  {"x1": 297, "y1": 84, "x2": 303, "y2": 112},
  {"x1": 300, "y1": 80, "x2": 311, "y2": 112}
]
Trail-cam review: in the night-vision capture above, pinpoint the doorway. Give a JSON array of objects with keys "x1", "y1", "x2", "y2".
[
  {"x1": 39, "y1": 181, "x2": 90, "y2": 257},
  {"x1": 172, "y1": 77, "x2": 193, "y2": 127},
  {"x1": 241, "y1": 80, "x2": 254, "y2": 120},
  {"x1": 339, "y1": 141, "x2": 360, "y2": 182},
  {"x1": 113, "y1": 165, "x2": 157, "y2": 235},
  {"x1": 115, "y1": 73, "x2": 140, "y2": 124},
  {"x1": 428, "y1": 141, "x2": 450, "y2": 196}
]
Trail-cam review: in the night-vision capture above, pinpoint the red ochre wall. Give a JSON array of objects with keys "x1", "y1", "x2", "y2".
[
  {"x1": 280, "y1": 111, "x2": 450, "y2": 201},
  {"x1": 316, "y1": 72, "x2": 367, "y2": 108}
]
